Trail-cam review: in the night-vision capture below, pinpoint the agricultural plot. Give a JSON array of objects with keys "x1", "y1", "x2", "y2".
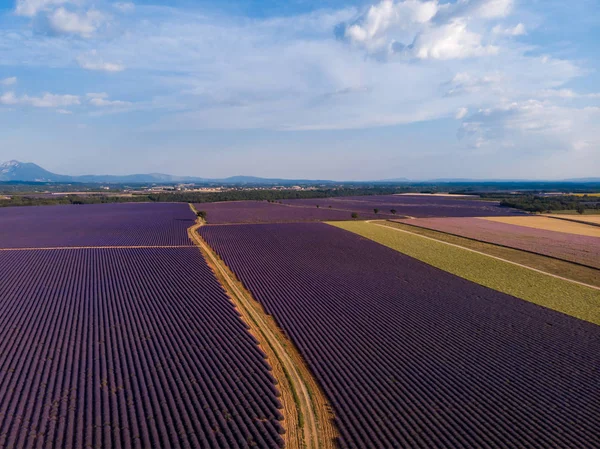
[
  {"x1": 483, "y1": 215, "x2": 600, "y2": 237},
  {"x1": 0, "y1": 247, "x2": 285, "y2": 449},
  {"x1": 548, "y1": 214, "x2": 600, "y2": 226},
  {"x1": 335, "y1": 221, "x2": 600, "y2": 324},
  {"x1": 280, "y1": 194, "x2": 522, "y2": 218},
  {"x1": 394, "y1": 217, "x2": 600, "y2": 269},
  {"x1": 199, "y1": 223, "x2": 600, "y2": 449},
  {"x1": 0, "y1": 203, "x2": 195, "y2": 248},
  {"x1": 194, "y1": 201, "x2": 368, "y2": 224}
]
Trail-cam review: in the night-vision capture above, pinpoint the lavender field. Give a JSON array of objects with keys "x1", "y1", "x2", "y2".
[
  {"x1": 281, "y1": 195, "x2": 522, "y2": 218},
  {"x1": 0, "y1": 203, "x2": 195, "y2": 248},
  {"x1": 0, "y1": 203, "x2": 286, "y2": 449},
  {"x1": 397, "y1": 217, "x2": 600, "y2": 269},
  {"x1": 200, "y1": 223, "x2": 600, "y2": 449},
  {"x1": 195, "y1": 201, "x2": 372, "y2": 224}
]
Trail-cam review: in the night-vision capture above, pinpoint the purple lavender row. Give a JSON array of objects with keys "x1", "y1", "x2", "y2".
[
  {"x1": 0, "y1": 247, "x2": 284, "y2": 449},
  {"x1": 280, "y1": 195, "x2": 523, "y2": 218},
  {"x1": 0, "y1": 203, "x2": 195, "y2": 248},
  {"x1": 396, "y1": 217, "x2": 600, "y2": 269},
  {"x1": 199, "y1": 223, "x2": 600, "y2": 449}
]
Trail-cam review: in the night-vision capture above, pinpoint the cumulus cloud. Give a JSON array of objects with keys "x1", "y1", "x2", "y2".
[
  {"x1": 0, "y1": 77, "x2": 17, "y2": 86},
  {"x1": 412, "y1": 19, "x2": 498, "y2": 59},
  {"x1": 46, "y1": 7, "x2": 105, "y2": 37},
  {"x1": 492, "y1": 23, "x2": 526, "y2": 36},
  {"x1": 87, "y1": 92, "x2": 131, "y2": 107},
  {"x1": 0, "y1": 91, "x2": 80, "y2": 107},
  {"x1": 342, "y1": 0, "x2": 518, "y2": 59},
  {"x1": 113, "y1": 2, "x2": 134, "y2": 13},
  {"x1": 14, "y1": 0, "x2": 70, "y2": 17},
  {"x1": 455, "y1": 107, "x2": 468, "y2": 119},
  {"x1": 77, "y1": 51, "x2": 124, "y2": 72},
  {"x1": 56, "y1": 108, "x2": 72, "y2": 114}
]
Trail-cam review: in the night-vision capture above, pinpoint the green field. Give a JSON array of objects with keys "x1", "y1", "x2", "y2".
[{"x1": 329, "y1": 221, "x2": 600, "y2": 325}]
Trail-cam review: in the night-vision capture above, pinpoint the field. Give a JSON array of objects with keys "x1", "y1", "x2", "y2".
[
  {"x1": 0, "y1": 204, "x2": 286, "y2": 449},
  {"x1": 393, "y1": 216, "x2": 600, "y2": 269},
  {"x1": 199, "y1": 222, "x2": 600, "y2": 449},
  {"x1": 380, "y1": 220, "x2": 600, "y2": 287},
  {"x1": 333, "y1": 221, "x2": 600, "y2": 324},
  {"x1": 281, "y1": 194, "x2": 522, "y2": 218},
  {"x1": 194, "y1": 201, "x2": 367, "y2": 224},
  {"x1": 548, "y1": 214, "x2": 600, "y2": 226},
  {"x1": 483, "y1": 215, "x2": 600, "y2": 237},
  {"x1": 0, "y1": 203, "x2": 195, "y2": 248}
]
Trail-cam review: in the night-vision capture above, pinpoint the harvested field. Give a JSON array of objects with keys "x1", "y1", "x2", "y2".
[
  {"x1": 335, "y1": 221, "x2": 600, "y2": 323},
  {"x1": 548, "y1": 214, "x2": 600, "y2": 226},
  {"x1": 394, "y1": 217, "x2": 600, "y2": 269},
  {"x1": 199, "y1": 223, "x2": 600, "y2": 449},
  {"x1": 194, "y1": 201, "x2": 366, "y2": 224},
  {"x1": 483, "y1": 216, "x2": 600, "y2": 237},
  {"x1": 0, "y1": 247, "x2": 285, "y2": 449},
  {"x1": 382, "y1": 220, "x2": 600, "y2": 287},
  {"x1": 0, "y1": 203, "x2": 195, "y2": 248},
  {"x1": 281, "y1": 194, "x2": 522, "y2": 218}
]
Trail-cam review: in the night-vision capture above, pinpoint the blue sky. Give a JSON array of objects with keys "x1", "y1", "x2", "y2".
[{"x1": 0, "y1": 0, "x2": 598, "y2": 180}]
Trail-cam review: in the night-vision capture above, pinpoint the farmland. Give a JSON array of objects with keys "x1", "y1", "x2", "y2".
[
  {"x1": 196, "y1": 194, "x2": 521, "y2": 224},
  {"x1": 199, "y1": 222, "x2": 600, "y2": 449},
  {"x1": 393, "y1": 216, "x2": 600, "y2": 269},
  {"x1": 483, "y1": 215, "x2": 600, "y2": 237},
  {"x1": 0, "y1": 203, "x2": 195, "y2": 248},
  {"x1": 0, "y1": 204, "x2": 288, "y2": 449}
]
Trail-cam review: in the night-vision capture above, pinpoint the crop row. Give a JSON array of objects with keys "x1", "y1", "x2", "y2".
[
  {"x1": 0, "y1": 203, "x2": 195, "y2": 248},
  {"x1": 281, "y1": 195, "x2": 522, "y2": 218},
  {"x1": 199, "y1": 223, "x2": 600, "y2": 449},
  {"x1": 0, "y1": 247, "x2": 284, "y2": 449},
  {"x1": 395, "y1": 217, "x2": 600, "y2": 269}
]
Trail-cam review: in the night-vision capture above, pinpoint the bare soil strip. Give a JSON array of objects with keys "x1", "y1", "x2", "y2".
[
  {"x1": 369, "y1": 221, "x2": 600, "y2": 292},
  {"x1": 188, "y1": 206, "x2": 337, "y2": 449}
]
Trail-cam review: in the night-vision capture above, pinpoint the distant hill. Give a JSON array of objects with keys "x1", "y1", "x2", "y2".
[{"x1": 0, "y1": 160, "x2": 336, "y2": 185}]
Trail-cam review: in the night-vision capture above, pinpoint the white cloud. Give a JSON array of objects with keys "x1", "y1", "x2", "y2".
[
  {"x1": 455, "y1": 107, "x2": 468, "y2": 119},
  {"x1": 77, "y1": 52, "x2": 124, "y2": 72},
  {"x1": 0, "y1": 77, "x2": 17, "y2": 86},
  {"x1": 14, "y1": 0, "x2": 70, "y2": 17},
  {"x1": 472, "y1": 0, "x2": 514, "y2": 19},
  {"x1": 113, "y1": 2, "x2": 134, "y2": 13},
  {"x1": 492, "y1": 23, "x2": 526, "y2": 36},
  {"x1": 87, "y1": 92, "x2": 131, "y2": 107},
  {"x1": 413, "y1": 20, "x2": 498, "y2": 59},
  {"x1": 0, "y1": 92, "x2": 19, "y2": 105},
  {"x1": 0, "y1": 91, "x2": 80, "y2": 108},
  {"x1": 56, "y1": 108, "x2": 72, "y2": 114},
  {"x1": 47, "y1": 7, "x2": 105, "y2": 37},
  {"x1": 345, "y1": 0, "x2": 438, "y2": 50}
]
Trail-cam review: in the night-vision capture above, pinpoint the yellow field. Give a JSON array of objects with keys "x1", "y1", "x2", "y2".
[
  {"x1": 573, "y1": 193, "x2": 600, "y2": 197},
  {"x1": 481, "y1": 216, "x2": 600, "y2": 238},
  {"x1": 548, "y1": 215, "x2": 600, "y2": 226}
]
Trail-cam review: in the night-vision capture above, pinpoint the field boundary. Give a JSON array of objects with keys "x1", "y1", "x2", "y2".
[
  {"x1": 0, "y1": 245, "x2": 194, "y2": 251},
  {"x1": 187, "y1": 204, "x2": 338, "y2": 449},
  {"x1": 391, "y1": 219, "x2": 599, "y2": 271},
  {"x1": 369, "y1": 220, "x2": 600, "y2": 291},
  {"x1": 546, "y1": 215, "x2": 600, "y2": 228}
]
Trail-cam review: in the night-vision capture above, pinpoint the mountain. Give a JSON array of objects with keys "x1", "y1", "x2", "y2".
[
  {"x1": 0, "y1": 160, "x2": 71, "y2": 182},
  {"x1": 0, "y1": 160, "x2": 335, "y2": 185}
]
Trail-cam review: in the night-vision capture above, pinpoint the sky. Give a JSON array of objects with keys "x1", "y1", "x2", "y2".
[{"x1": 0, "y1": 0, "x2": 598, "y2": 180}]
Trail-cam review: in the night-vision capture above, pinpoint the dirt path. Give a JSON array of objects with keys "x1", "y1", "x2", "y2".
[
  {"x1": 188, "y1": 205, "x2": 337, "y2": 449},
  {"x1": 368, "y1": 220, "x2": 600, "y2": 292}
]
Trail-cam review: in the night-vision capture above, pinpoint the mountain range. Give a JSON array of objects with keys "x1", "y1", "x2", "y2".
[
  {"x1": 1, "y1": 160, "x2": 599, "y2": 184},
  {"x1": 0, "y1": 161, "x2": 335, "y2": 185}
]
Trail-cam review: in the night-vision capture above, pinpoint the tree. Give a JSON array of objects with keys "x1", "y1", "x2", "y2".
[
  {"x1": 576, "y1": 204, "x2": 586, "y2": 215},
  {"x1": 351, "y1": 212, "x2": 359, "y2": 219},
  {"x1": 374, "y1": 208, "x2": 379, "y2": 214},
  {"x1": 316, "y1": 205, "x2": 320, "y2": 208},
  {"x1": 196, "y1": 210, "x2": 207, "y2": 220},
  {"x1": 390, "y1": 209, "x2": 397, "y2": 215}
]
